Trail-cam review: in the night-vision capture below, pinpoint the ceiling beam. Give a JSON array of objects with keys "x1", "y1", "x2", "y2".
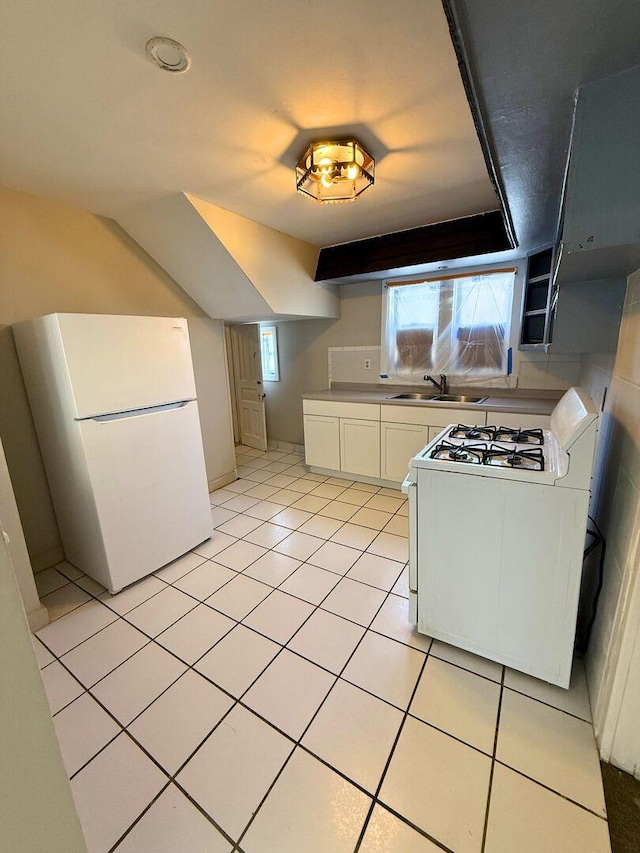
[{"x1": 315, "y1": 211, "x2": 513, "y2": 281}]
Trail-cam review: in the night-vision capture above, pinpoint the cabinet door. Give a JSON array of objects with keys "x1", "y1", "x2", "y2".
[
  {"x1": 303, "y1": 415, "x2": 340, "y2": 470},
  {"x1": 340, "y1": 419, "x2": 381, "y2": 478},
  {"x1": 381, "y1": 422, "x2": 429, "y2": 483}
]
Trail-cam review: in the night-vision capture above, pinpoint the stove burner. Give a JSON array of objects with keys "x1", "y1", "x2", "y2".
[
  {"x1": 494, "y1": 427, "x2": 544, "y2": 446},
  {"x1": 430, "y1": 440, "x2": 486, "y2": 464},
  {"x1": 483, "y1": 443, "x2": 545, "y2": 471},
  {"x1": 448, "y1": 424, "x2": 496, "y2": 441}
]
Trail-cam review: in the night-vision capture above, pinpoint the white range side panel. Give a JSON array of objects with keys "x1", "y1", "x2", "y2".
[
  {"x1": 54, "y1": 313, "x2": 197, "y2": 418},
  {"x1": 417, "y1": 469, "x2": 589, "y2": 687},
  {"x1": 76, "y1": 401, "x2": 211, "y2": 592}
]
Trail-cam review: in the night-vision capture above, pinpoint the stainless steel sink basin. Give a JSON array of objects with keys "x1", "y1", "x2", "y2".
[
  {"x1": 386, "y1": 392, "x2": 487, "y2": 404},
  {"x1": 386, "y1": 393, "x2": 438, "y2": 401},
  {"x1": 433, "y1": 394, "x2": 487, "y2": 403}
]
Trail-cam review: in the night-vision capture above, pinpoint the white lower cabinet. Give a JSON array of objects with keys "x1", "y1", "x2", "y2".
[
  {"x1": 303, "y1": 399, "x2": 549, "y2": 484},
  {"x1": 381, "y1": 422, "x2": 429, "y2": 483},
  {"x1": 303, "y1": 415, "x2": 340, "y2": 470},
  {"x1": 340, "y1": 418, "x2": 381, "y2": 478}
]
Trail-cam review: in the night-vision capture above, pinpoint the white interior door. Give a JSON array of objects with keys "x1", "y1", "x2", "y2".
[{"x1": 230, "y1": 324, "x2": 267, "y2": 451}]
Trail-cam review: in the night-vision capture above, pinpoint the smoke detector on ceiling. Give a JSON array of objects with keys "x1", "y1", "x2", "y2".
[{"x1": 145, "y1": 37, "x2": 191, "y2": 73}]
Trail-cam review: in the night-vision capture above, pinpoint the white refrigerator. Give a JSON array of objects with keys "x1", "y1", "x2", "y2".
[{"x1": 14, "y1": 313, "x2": 213, "y2": 593}]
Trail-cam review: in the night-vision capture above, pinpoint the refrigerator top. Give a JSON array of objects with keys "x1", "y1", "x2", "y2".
[{"x1": 39, "y1": 314, "x2": 197, "y2": 419}]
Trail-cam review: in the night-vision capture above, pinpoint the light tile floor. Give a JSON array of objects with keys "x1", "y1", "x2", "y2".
[{"x1": 34, "y1": 445, "x2": 611, "y2": 852}]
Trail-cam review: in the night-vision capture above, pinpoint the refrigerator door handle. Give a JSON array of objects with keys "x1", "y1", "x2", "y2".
[{"x1": 88, "y1": 400, "x2": 190, "y2": 422}]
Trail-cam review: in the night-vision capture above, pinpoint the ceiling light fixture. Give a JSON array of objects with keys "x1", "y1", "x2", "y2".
[
  {"x1": 145, "y1": 37, "x2": 191, "y2": 73},
  {"x1": 295, "y1": 139, "x2": 375, "y2": 204}
]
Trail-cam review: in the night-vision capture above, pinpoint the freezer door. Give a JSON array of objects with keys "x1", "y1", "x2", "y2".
[
  {"x1": 77, "y1": 400, "x2": 211, "y2": 592},
  {"x1": 55, "y1": 314, "x2": 198, "y2": 418}
]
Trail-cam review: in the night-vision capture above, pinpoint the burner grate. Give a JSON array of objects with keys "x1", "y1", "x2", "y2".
[
  {"x1": 430, "y1": 440, "x2": 486, "y2": 464},
  {"x1": 448, "y1": 424, "x2": 496, "y2": 442},
  {"x1": 483, "y1": 443, "x2": 545, "y2": 471},
  {"x1": 494, "y1": 426, "x2": 544, "y2": 446}
]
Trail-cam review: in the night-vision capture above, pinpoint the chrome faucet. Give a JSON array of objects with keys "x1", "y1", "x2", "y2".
[{"x1": 424, "y1": 374, "x2": 448, "y2": 395}]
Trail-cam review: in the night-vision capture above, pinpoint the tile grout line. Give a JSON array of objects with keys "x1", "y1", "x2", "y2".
[
  {"x1": 480, "y1": 662, "x2": 506, "y2": 852},
  {"x1": 39, "y1": 456, "x2": 425, "y2": 847},
  {"x1": 352, "y1": 648, "x2": 459, "y2": 853},
  {"x1": 493, "y1": 759, "x2": 609, "y2": 821},
  {"x1": 40, "y1": 461, "x2": 606, "y2": 848},
  {"x1": 42, "y1": 523, "x2": 591, "y2": 755},
  {"x1": 51, "y1": 600, "x2": 609, "y2": 844},
  {"x1": 232, "y1": 569, "x2": 406, "y2": 849}
]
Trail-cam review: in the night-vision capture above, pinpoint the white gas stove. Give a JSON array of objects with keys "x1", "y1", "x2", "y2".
[
  {"x1": 403, "y1": 387, "x2": 599, "y2": 687},
  {"x1": 419, "y1": 423, "x2": 568, "y2": 484}
]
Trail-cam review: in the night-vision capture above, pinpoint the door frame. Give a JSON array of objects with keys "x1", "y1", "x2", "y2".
[{"x1": 224, "y1": 325, "x2": 240, "y2": 445}]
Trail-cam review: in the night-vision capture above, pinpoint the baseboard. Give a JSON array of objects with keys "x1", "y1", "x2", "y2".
[
  {"x1": 27, "y1": 603, "x2": 50, "y2": 633},
  {"x1": 31, "y1": 545, "x2": 66, "y2": 574},
  {"x1": 307, "y1": 466, "x2": 401, "y2": 490},
  {"x1": 269, "y1": 440, "x2": 305, "y2": 454},
  {"x1": 208, "y1": 470, "x2": 237, "y2": 492}
]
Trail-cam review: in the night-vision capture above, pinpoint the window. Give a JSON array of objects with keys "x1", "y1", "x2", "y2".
[
  {"x1": 260, "y1": 325, "x2": 280, "y2": 381},
  {"x1": 382, "y1": 268, "x2": 516, "y2": 383}
]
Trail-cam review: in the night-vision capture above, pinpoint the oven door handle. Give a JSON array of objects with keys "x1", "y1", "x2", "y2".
[
  {"x1": 401, "y1": 473, "x2": 415, "y2": 495},
  {"x1": 402, "y1": 472, "x2": 418, "y2": 599}
]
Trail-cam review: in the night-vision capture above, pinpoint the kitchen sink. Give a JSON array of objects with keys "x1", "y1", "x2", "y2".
[
  {"x1": 386, "y1": 393, "x2": 438, "y2": 400},
  {"x1": 433, "y1": 394, "x2": 487, "y2": 403},
  {"x1": 386, "y1": 392, "x2": 486, "y2": 404}
]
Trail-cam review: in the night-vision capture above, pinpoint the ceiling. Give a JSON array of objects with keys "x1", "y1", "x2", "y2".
[
  {"x1": 451, "y1": 0, "x2": 640, "y2": 255},
  {"x1": 0, "y1": 0, "x2": 499, "y2": 249}
]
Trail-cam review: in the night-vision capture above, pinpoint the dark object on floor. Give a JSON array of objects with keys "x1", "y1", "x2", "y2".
[{"x1": 601, "y1": 762, "x2": 640, "y2": 853}]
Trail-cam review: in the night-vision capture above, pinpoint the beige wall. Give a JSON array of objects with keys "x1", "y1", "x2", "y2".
[
  {"x1": 265, "y1": 280, "x2": 587, "y2": 445},
  {"x1": 0, "y1": 535, "x2": 87, "y2": 853},
  {"x1": 583, "y1": 268, "x2": 640, "y2": 757},
  {"x1": 0, "y1": 437, "x2": 48, "y2": 629},
  {"x1": 264, "y1": 281, "x2": 382, "y2": 444},
  {"x1": 0, "y1": 186, "x2": 235, "y2": 571}
]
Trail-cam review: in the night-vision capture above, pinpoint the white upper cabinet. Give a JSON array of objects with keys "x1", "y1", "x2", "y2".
[{"x1": 557, "y1": 65, "x2": 640, "y2": 283}]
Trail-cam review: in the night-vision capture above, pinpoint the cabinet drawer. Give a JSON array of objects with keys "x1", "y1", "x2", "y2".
[
  {"x1": 340, "y1": 419, "x2": 380, "y2": 478},
  {"x1": 489, "y1": 411, "x2": 551, "y2": 430},
  {"x1": 380, "y1": 405, "x2": 434, "y2": 426},
  {"x1": 303, "y1": 415, "x2": 340, "y2": 470},
  {"x1": 303, "y1": 399, "x2": 380, "y2": 421},
  {"x1": 380, "y1": 404, "x2": 487, "y2": 428}
]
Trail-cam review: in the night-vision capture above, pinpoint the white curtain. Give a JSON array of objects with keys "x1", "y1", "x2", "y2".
[{"x1": 382, "y1": 271, "x2": 514, "y2": 385}]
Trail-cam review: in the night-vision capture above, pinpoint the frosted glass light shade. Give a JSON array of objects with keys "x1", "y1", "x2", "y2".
[{"x1": 295, "y1": 139, "x2": 375, "y2": 204}]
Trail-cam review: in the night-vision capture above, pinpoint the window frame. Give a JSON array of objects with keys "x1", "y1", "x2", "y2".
[
  {"x1": 259, "y1": 324, "x2": 280, "y2": 382},
  {"x1": 380, "y1": 260, "x2": 525, "y2": 388}
]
